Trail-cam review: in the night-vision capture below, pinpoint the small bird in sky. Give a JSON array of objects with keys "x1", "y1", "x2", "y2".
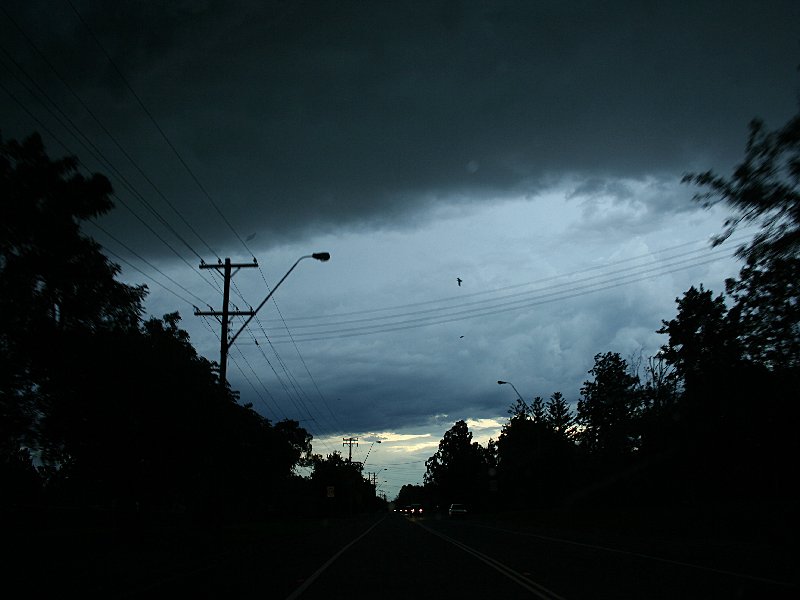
[{"x1": 457, "y1": 277, "x2": 462, "y2": 286}]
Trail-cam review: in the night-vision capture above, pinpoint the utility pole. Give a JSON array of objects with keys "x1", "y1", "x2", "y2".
[
  {"x1": 194, "y1": 258, "x2": 258, "y2": 387},
  {"x1": 343, "y1": 437, "x2": 358, "y2": 462}
]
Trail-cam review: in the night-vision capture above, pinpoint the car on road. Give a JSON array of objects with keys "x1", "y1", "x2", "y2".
[
  {"x1": 406, "y1": 503, "x2": 425, "y2": 517},
  {"x1": 448, "y1": 503, "x2": 468, "y2": 518}
]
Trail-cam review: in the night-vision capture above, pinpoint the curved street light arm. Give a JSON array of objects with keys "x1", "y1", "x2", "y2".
[
  {"x1": 497, "y1": 380, "x2": 524, "y2": 402},
  {"x1": 227, "y1": 253, "x2": 329, "y2": 349}
]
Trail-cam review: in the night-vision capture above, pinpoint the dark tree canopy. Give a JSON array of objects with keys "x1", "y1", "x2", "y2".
[
  {"x1": 657, "y1": 285, "x2": 741, "y2": 385},
  {"x1": 424, "y1": 420, "x2": 492, "y2": 508},
  {"x1": 726, "y1": 257, "x2": 800, "y2": 370},
  {"x1": 576, "y1": 352, "x2": 641, "y2": 457},
  {"x1": 1, "y1": 134, "x2": 313, "y2": 522},
  {"x1": 1, "y1": 133, "x2": 145, "y2": 465},
  {"x1": 546, "y1": 391, "x2": 575, "y2": 437},
  {"x1": 683, "y1": 109, "x2": 800, "y2": 263}
]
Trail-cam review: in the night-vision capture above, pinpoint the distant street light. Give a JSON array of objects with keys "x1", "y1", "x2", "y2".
[
  {"x1": 362, "y1": 439, "x2": 382, "y2": 466},
  {"x1": 219, "y1": 253, "x2": 329, "y2": 385}
]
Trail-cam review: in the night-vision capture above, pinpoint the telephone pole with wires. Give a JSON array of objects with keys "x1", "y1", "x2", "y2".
[
  {"x1": 343, "y1": 437, "x2": 358, "y2": 462},
  {"x1": 195, "y1": 252, "x2": 331, "y2": 389},
  {"x1": 194, "y1": 257, "x2": 257, "y2": 387}
]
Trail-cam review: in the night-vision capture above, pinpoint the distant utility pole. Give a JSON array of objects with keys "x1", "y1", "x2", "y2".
[
  {"x1": 194, "y1": 258, "x2": 258, "y2": 387},
  {"x1": 343, "y1": 437, "x2": 358, "y2": 462}
]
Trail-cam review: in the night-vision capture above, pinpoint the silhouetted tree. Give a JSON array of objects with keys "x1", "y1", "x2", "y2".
[
  {"x1": 531, "y1": 396, "x2": 546, "y2": 423},
  {"x1": 576, "y1": 352, "x2": 641, "y2": 458},
  {"x1": 545, "y1": 392, "x2": 575, "y2": 438},
  {"x1": 424, "y1": 420, "x2": 491, "y2": 510},
  {"x1": 1, "y1": 132, "x2": 314, "y2": 524},
  {"x1": 308, "y1": 451, "x2": 369, "y2": 515},
  {"x1": 725, "y1": 256, "x2": 800, "y2": 371},
  {"x1": 507, "y1": 397, "x2": 531, "y2": 419},
  {"x1": 637, "y1": 353, "x2": 680, "y2": 458},
  {"x1": 657, "y1": 285, "x2": 741, "y2": 389},
  {"x1": 655, "y1": 284, "x2": 783, "y2": 500},
  {"x1": 395, "y1": 483, "x2": 427, "y2": 510},
  {"x1": 496, "y1": 392, "x2": 575, "y2": 509},
  {"x1": 681, "y1": 99, "x2": 800, "y2": 502},
  {"x1": 1, "y1": 132, "x2": 144, "y2": 505},
  {"x1": 683, "y1": 108, "x2": 800, "y2": 264}
]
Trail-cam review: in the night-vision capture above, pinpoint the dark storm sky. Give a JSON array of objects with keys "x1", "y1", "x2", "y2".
[{"x1": 2, "y1": 0, "x2": 798, "y2": 492}]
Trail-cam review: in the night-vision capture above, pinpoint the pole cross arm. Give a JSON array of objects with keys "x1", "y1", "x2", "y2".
[{"x1": 194, "y1": 309, "x2": 255, "y2": 317}]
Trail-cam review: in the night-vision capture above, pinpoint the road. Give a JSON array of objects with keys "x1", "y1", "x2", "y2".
[
  {"x1": 291, "y1": 512, "x2": 796, "y2": 600},
  {"x1": 9, "y1": 509, "x2": 796, "y2": 598}
]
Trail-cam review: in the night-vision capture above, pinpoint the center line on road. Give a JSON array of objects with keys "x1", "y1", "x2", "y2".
[
  {"x1": 285, "y1": 516, "x2": 386, "y2": 600},
  {"x1": 417, "y1": 521, "x2": 567, "y2": 600}
]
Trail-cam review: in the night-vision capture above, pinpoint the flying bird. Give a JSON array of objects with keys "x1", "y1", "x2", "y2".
[{"x1": 457, "y1": 277, "x2": 462, "y2": 286}]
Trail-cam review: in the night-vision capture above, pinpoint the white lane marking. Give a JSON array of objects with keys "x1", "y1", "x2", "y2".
[
  {"x1": 417, "y1": 521, "x2": 567, "y2": 600},
  {"x1": 473, "y1": 522, "x2": 795, "y2": 588},
  {"x1": 285, "y1": 516, "x2": 386, "y2": 600}
]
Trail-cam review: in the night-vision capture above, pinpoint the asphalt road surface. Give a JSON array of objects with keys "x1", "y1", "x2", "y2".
[
  {"x1": 289, "y1": 512, "x2": 796, "y2": 600},
  {"x1": 10, "y1": 509, "x2": 796, "y2": 598}
]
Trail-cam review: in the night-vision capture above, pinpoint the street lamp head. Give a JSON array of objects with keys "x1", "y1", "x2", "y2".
[
  {"x1": 497, "y1": 380, "x2": 507, "y2": 385},
  {"x1": 312, "y1": 252, "x2": 331, "y2": 261}
]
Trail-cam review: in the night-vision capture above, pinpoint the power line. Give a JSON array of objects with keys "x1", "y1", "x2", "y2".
[
  {"x1": 61, "y1": 1, "x2": 345, "y2": 438},
  {"x1": 0, "y1": 43, "x2": 223, "y2": 297},
  {"x1": 241, "y1": 242, "x2": 744, "y2": 343},
  {"x1": 0, "y1": 9, "x2": 219, "y2": 262},
  {"x1": 260, "y1": 233, "x2": 754, "y2": 328},
  {"x1": 65, "y1": 0, "x2": 254, "y2": 258},
  {"x1": 89, "y1": 221, "x2": 209, "y2": 308}
]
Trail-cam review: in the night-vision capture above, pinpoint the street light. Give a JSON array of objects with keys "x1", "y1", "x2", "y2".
[
  {"x1": 362, "y1": 440, "x2": 382, "y2": 466},
  {"x1": 497, "y1": 380, "x2": 524, "y2": 402},
  {"x1": 222, "y1": 252, "x2": 330, "y2": 385}
]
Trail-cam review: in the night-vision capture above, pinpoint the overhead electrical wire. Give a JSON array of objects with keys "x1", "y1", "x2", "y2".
[
  {"x1": 228, "y1": 344, "x2": 287, "y2": 422},
  {"x1": 262, "y1": 232, "x2": 754, "y2": 329},
  {"x1": 3, "y1": 4, "x2": 344, "y2": 454},
  {"x1": 64, "y1": 0, "x2": 252, "y2": 259},
  {"x1": 101, "y1": 246, "x2": 199, "y2": 309},
  {"x1": 256, "y1": 269, "x2": 347, "y2": 434},
  {"x1": 3, "y1": 7, "x2": 334, "y2": 436},
  {"x1": 61, "y1": 1, "x2": 343, "y2": 439},
  {"x1": 0, "y1": 8, "x2": 220, "y2": 263},
  {"x1": 241, "y1": 239, "x2": 748, "y2": 344},
  {"x1": 88, "y1": 220, "x2": 209, "y2": 308},
  {"x1": 227, "y1": 278, "x2": 339, "y2": 435},
  {"x1": 0, "y1": 43, "x2": 223, "y2": 297},
  {"x1": 253, "y1": 315, "x2": 341, "y2": 437}
]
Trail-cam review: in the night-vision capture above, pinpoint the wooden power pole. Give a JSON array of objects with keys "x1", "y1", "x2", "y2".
[{"x1": 194, "y1": 258, "x2": 258, "y2": 387}]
